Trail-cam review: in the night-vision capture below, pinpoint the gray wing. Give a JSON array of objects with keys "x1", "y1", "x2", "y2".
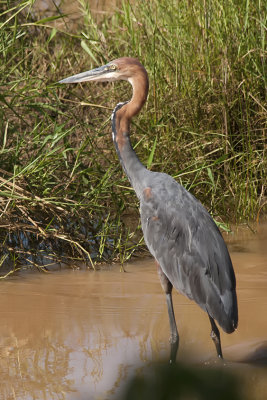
[{"x1": 140, "y1": 173, "x2": 238, "y2": 333}]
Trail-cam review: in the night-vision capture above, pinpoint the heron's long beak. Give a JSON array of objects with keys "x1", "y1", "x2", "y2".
[{"x1": 58, "y1": 63, "x2": 116, "y2": 84}]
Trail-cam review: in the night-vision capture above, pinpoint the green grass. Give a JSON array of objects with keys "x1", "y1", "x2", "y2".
[{"x1": 0, "y1": 0, "x2": 266, "y2": 275}]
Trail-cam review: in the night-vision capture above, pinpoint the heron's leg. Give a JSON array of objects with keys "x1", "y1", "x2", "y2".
[
  {"x1": 156, "y1": 262, "x2": 179, "y2": 363},
  {"x1": 208, "y1": 314, "x2": 223, "y2": 358}
]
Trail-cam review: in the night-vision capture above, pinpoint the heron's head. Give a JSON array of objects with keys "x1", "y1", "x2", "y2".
[{"x1": 59, "y1": 57, "x2": 147, "y2": 85}]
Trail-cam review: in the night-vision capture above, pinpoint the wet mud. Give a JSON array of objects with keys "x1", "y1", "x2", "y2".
[{"x1": 0, "y1": 225, "x2": 266, "y2": 399}]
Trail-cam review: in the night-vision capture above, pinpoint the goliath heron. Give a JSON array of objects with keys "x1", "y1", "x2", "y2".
[{"x1": 59, "y1": 57, "x2": 238, "y2": 362}]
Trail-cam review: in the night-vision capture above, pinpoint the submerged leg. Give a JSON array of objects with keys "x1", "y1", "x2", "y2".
[
  {"x1": 157, "y1": 262, "x2": 179, "y2": 363},
  {"x1": 208, "y1": 314, "x2": 223, "y2": 358}
]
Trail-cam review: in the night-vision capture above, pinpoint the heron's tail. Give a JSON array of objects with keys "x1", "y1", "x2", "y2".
[{"x1": 208, "y1": 288, "x2": 238, "y2": 334}]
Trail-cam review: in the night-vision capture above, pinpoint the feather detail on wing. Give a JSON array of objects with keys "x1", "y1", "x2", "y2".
[{"x1": 140, "y1": 173, "x2": 238, "y2": 333}]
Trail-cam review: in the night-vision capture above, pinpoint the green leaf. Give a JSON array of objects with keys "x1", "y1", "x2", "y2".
[
  {"x1": 147, "y1": 136, "x2": 157, "y2": 169},
  {"x1": 35, "y1": 15, "x2": 65, "y2": 25},
  {"x1": 81, "y1": 40, "x2": 98, "y2": 63},
  {"x1": 48, "y1": 27, "x2": 57, "y2": 43},
  {"x1": 207, "y1": 167, "x2": 215, "y2": 188}
]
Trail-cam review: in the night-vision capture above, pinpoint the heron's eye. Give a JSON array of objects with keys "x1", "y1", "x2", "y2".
[{"x1": 109, "y1": 64, "x2": 117, "y2": 71}]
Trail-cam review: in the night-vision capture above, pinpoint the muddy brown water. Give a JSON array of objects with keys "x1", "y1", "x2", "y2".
[{"x1": 0, "y1": 225, "x2": 267, "y2": 399}]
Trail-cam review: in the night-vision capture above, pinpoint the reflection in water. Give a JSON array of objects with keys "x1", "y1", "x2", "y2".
[{"x1": 0, "y1": 225, "x2": 267, "y2": 399}]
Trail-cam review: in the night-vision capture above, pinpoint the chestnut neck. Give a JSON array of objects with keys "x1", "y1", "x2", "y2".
[
  {"x1": 115, "y1": 71, "x2": 149, "y2": 134},
  {"x1": 111, "y1": 70, "x2": 150, "y2": 196}
]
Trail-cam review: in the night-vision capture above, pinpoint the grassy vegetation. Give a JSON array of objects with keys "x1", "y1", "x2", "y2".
[{"x1": 0, "y1": 0, "x2": 266, "y2": 275}]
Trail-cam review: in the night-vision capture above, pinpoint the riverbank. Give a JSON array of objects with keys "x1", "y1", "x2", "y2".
[{"x1": 0, "y1": 0, "x2": 266, "y2": 274}]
